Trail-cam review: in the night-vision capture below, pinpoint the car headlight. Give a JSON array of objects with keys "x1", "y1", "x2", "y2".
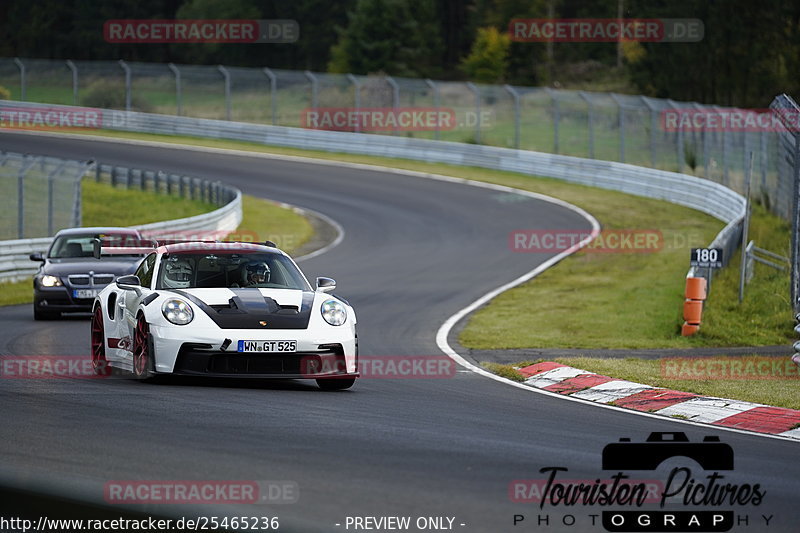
[
  {"x1": 321, "y1": 299, "x2": 347, "y2": 326},
  {"x1": 161, "y1": 298, "x2": 194, "y2": 325},
  {"x1": 40, "y1": 275, "x2": 62, "y2": 287}
]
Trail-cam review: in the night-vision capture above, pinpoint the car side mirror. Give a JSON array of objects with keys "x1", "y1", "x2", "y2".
[
  {"x1": 29, "y1": 252, "x2": 45, "y2": 262},
  {"x1": 116, "y1": 275, "x2": 142, "y2": 294},
  {"x1": 316, "y1": 277, "x2": 336, "y2": 293}
]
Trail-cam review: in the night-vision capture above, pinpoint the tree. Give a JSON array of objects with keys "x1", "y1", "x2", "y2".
[
  {"x1": 459, "y1": 26, "x2": 510, "y2": 83},
  {"x1": 328, "y1": 0, "x2": 443, "y2": 77}
]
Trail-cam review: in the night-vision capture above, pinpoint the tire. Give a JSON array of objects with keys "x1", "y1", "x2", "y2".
[
  {"x1": 90, "y1": 307, "x2": 111, "y2": 376},
  {"x1": 132, "y1": 314, "x2": 155, "y2": 380},
  {"x1": 316, "y1": 377, "x2": 356, "y2": 391},
  {"x1": 33, "y1": 307, "x2": 58, "y2": 320}
]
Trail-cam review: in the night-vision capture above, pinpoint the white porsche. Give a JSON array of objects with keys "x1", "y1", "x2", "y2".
[{"x1": 90, "y1": 241, "x2": 358, "y2": 390}]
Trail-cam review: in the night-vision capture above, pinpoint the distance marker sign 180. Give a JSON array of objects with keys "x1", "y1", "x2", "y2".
[{"x1": 690, "y1": 248, "x2": 723, "y2": 268}]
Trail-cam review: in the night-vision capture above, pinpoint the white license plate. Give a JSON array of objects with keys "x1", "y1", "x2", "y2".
[
  {"x1": 73, "y1": 289, "x2": 98, "y2": 299},
  {"x1": 237, "y1": 340, "x2": 297, "y2": 353}
]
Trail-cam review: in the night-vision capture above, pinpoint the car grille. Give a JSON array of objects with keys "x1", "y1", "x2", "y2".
[
  {"x1": 68, "y1": 273, "x2": 115, "y2": 286},
  {"x1": 173, "y1": 343, "x2": 346, "y2": 376}
]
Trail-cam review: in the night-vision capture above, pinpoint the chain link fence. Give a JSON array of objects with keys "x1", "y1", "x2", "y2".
[
  {"x1": 0, "y1": 151, "x2": 91, "y2": 240},
  {"x1": 1, "y1": 58, "x2": 798, "y2": 308}
]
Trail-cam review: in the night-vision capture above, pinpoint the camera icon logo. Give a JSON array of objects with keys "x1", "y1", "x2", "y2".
[{"x1": 602, "y1": 432, "x2": 734, "y2": 471}]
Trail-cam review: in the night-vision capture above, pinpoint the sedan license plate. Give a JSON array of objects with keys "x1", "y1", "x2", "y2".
[
  {"x1": 237, "y1": 340, "x2": 297, "y2": 353},
  {"x1": 73, "y1": 289, "x2": 98, "y2": 299}
]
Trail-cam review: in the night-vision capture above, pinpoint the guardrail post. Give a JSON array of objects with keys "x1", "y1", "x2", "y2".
[
  {"x1": 66, "y1": 60, "x2": 79, "y2": 105},
  {"x1": 168, "y1": 63, "x2": 182, "y2": 116},
  {"x1": 218, "y1": 65, "x2": 231, "y2": 121},
  {"x1": 119, "y1": 60, "x2": 132, "y2": 112},
  {"x1": 305, "y1": 70, "x2": 318, "y2": 109},
  {"x1": 465, "y1": 82, "x2": 481, "y2": 145},
  {"x1": 263, "y1": 67, "x2": 277, "y2": 125},
  {"x1": 346, "y1": 73, "x2": 361, "y2": 133},
  {"x1": 425, "y1": 79, "x2": 440, "y2": 141},
  {"x1": 13, "y1": 58, "x2": 26, "y2": 101},
  {"x1": 385, "y1": 75, "x2": 400, "y2": 136},
  {"x1": 504, "y1": 84, "x2": 520, "y2": 149}
]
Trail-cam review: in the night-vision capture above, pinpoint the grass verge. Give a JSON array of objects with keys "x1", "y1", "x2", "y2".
[
  {"x1": 484, "y1": 357, "x2": 800, "y2": 410},
  {"x1": 0, "y1": 177, "x2": 313, "y2": 307},
  {"x1": 19, "y1": 129, "x2": 794, "y2": 349}
]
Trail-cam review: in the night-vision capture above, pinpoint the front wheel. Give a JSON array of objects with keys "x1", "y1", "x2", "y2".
[
  {"x1": 132, "y1": 315, "x2": 155, "y2": 380},
  {"x1": 316, "y1": 377, "x2": 356, "y2": 391}
]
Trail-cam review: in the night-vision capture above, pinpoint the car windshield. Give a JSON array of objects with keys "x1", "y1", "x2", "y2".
[
  {"x1": 49, "y1": 233, "x2": 141, "y2": 258},
  {"x1": 155, "y1": 252, "x2": 311, "y2": 291}
]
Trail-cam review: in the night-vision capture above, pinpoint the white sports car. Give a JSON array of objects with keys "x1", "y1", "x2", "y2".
[{"x1": 90, "y1": 241, "x2": 358, "y2": 390}]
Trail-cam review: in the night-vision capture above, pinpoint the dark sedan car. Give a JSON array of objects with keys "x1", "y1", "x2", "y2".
[{"x1": 30, "y1": 227, "x2": 145, "y2": 320}]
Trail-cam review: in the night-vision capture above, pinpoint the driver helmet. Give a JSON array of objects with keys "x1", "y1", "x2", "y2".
[
  {"x1": 163, "y1": 257, "x2": 193, "y2": 288},
  {"x1": 244, "y1": 261, "x2": 270, "y2": 285}
]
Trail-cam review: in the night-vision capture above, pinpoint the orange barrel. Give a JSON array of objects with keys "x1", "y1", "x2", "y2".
[
  {"x1": 681, "y1": 322, "x2": 700, "y2": 336},
  {"x1": 685, "y1": 277, "x2": 707, "y2": 300},
  {"x1": 683, "y1": 300, "x2": 703, "y2": 324}
]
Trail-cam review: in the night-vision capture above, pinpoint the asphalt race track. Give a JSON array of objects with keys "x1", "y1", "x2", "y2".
[{"x1": 1, "y1": 131, "x2": 798, "y2": 532}]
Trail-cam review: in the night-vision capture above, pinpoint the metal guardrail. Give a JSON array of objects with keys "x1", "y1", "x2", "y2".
[
  {"x1": 0, "y1": 154, "x2": 242, "y2": 283},
  {"x1": 0, "y1": 100, "x2": 743, "y2": 285}
]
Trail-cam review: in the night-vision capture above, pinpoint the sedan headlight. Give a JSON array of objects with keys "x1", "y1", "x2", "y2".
[
  {"x1": 321, "y1": 299, "x2": 347, "y2": 326},
  {"x1": 40, "y1": 275, "x2": 62, "y2": 287},
  {"x1": 161, "y1": 298, "x2": 194, "y2": 325}
]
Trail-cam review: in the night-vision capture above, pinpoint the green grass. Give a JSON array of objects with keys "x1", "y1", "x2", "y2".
[
  {"x1": 82, "y1": 179, "x2": 216, "y2": 226},
  {"x1": 15, "y1": 129, "x2": 793, "y2": 351},
  {"x1": 0, "y1": 178, "x2": 313, "y2": 307}
]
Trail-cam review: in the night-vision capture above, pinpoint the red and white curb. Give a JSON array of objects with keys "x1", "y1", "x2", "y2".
[{"x1": 519, "y1": 362, "x2": 800, "y2": 440}]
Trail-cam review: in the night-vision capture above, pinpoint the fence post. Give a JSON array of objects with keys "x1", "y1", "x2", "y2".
[
  {"x1": 119, "y1": 60, "x2": 132, "y2": 112},
  {"x1": 47, "y1": 162, "x2": 66, "y2": 235},
  {"x1": 13, "y1": 58, "x2": 26, "y2": 101},
  {"x1": 760, "y1": 130, "x2": 768, "y2": 193},
  {"x1": 17, "y1": 156, "x2": 37, "y2": 239},
  {"x1": 168, "y1": 63, "x2": 182, "y2": 116},
  {"x1": 504, "y1": 84, "x2": 520, "y2": 149},
  {"x1": 465, "y1": 82, "x2": 481, "y2": 145},
  {"x1": 346, "y1": 74, "x2": 361, "y2": 133},
  {"x1": 305, "y1": 70, "x2": 318, "y2": 109},
  {"x1": 263, "y1": 67, "x2": 277, "y2": 125},
  {"x1": 217, "y1": 65, "x2": 231, "y2": 121},
  {"x1": 66, "y1": 60, "x2": 79, "y2": 105},
  {"x1": 425, "y1": 79, "x2": 440, "y2": 141},
  {"x1": 545, "y1": 88, "x2": 560, "y2": 154},
  {"x1": 72, "y1": 162, "x2": 83, "y2": 228},
  {"x1": 609, "y1": 93, "x2": 625, "y2": 162},
  {"x1": 385, "y1": 76, "x2": 400, "y2": 136},
  {"x1": 579, "y1": 92, "x2": 594, "y2": 159}
]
